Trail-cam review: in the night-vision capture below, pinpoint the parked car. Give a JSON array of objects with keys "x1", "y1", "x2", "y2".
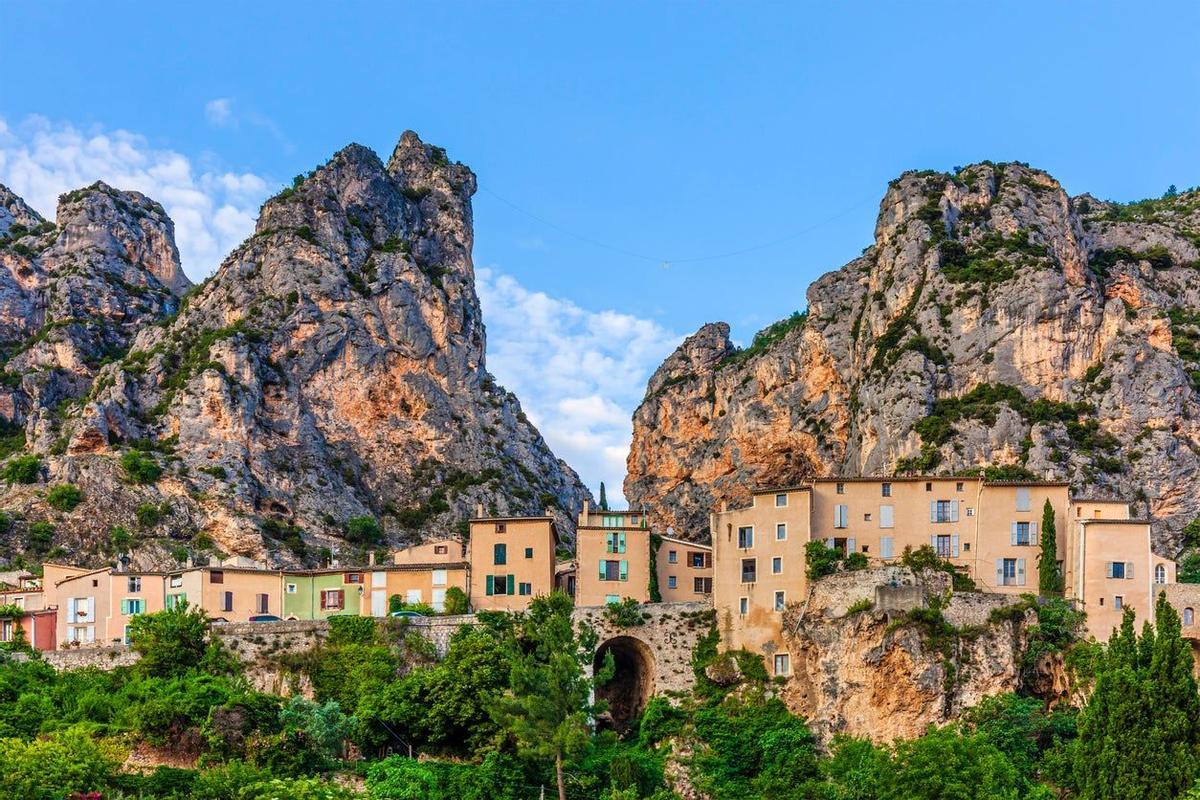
[
  {"x1": 248, "y1": 614, "x2": 283, "y2": 622},
  {"x1": 389, "y1": 610, "x2": 425, "y2": 618}
]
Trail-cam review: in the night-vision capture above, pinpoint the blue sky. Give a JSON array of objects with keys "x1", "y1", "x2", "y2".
[{"x1": 2, "y1": 2, "x2": 1199, "y2": 501}]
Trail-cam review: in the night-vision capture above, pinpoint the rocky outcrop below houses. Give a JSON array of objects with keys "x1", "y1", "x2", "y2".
[
  {"x1": 627, "y1": 164, "x2": 1200, "y2": 551},
  {"x1": 0, "y1": 132, "x2": 589, "y2": 567}
]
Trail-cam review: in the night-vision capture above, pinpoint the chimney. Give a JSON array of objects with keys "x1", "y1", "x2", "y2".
[
  {"x1": 544, "y1": 506, "x2": 554, "y2": 517},
  {"x1": 368, "y1": 551, "x2": 376, "y2": 566},
  {"x1": 475, "y1": 503, "x2": 484, "y2": 519}
]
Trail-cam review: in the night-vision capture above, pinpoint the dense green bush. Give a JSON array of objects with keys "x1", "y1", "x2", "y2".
[
  {"x1": 45, "y1": 482, "x2": 83, "y2": 511},
  {"x1": 346, "y1": 515, "x2": 382, "y2": 544},
  {"x1": 2, "y1": 454, "x2": 41, "y2": 484},
  {"x1": 121, "y1": 450, "x2": 163, "y2": 483}
]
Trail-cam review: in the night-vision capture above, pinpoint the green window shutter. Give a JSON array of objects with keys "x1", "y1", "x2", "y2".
[
  {"x1": 620, "y1": 560, "x2": 628, "y2": 581},
  {"x1": 600, "y1": 560, "x2": 607, "y2": 580},
  {"x1": 619, "y1": 532, "x2": 626, "y2": 553},
  {"x1": 486, "y1": 575, "x2": 494, "y2": 596},
  {"x1": 506, "y1": 575, "x2": 515, "y2": 595},
  {"x1": 120, "y1": 599, "x2": 129, "y2": 614},
  {"x1": 494, "y1": 543, "x2": 506, "y2": 565}
]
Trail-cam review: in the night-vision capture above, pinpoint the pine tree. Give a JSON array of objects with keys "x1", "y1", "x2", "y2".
[
  {"x1": 1038, "y1": 499, "x2": 1062, "y2": 596},
  {"x1": 490, "y1": 592, "x2": 613, "y2": 800},
  {"x1": 1075, "y1": 594, "x2": 1200, "y2": 799},
  {"x1": 599, "y1": 482, "x2": 609, "y2": 511}
]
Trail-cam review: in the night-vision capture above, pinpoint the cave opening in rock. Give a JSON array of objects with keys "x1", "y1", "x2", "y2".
[{"x1": 595, "y1": 635, "x2": 656, "y2": 732}]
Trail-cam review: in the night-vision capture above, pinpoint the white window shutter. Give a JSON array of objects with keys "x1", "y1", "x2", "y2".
[
  {"x1": 825, "y1": 538, "x2": 834, "y2": 548},
  {"x1": 996, "y1": 559, "x2": 1004, "y2": 586},
  {"x1": 930, "y1": 501, "x2": 937, "y2": 522},
  {"x1": 951, "y1": 535, "x2": 960, "y2": 557},
  {"x1": 1017, "y1": 558, "x2": 1026, "y2": 586},
  {"x1": 1106, "y1": 562, "x2": 1113, "y2": 578},
  {"x1": 930, "y1": 534, "x2": 937, "y2": 549},
  {"x1": 881, "y1": 536, "x2": 893, "y2": 559},
  {"x1": 880, "y1": 504, "x2": 894, "y2": 528},
  {"x1": 848, "y1": 537, "x2": 857, "y2": 554},
  {"x1": 1011, "y1": 522, "x2": 1019, "y2": 546},
  {"x1": 1126, "y1": 562, "x2": 1134, "y2": 580},
  {"x1": 950, "y1": 500, "x2": 960, "y2": 522}
]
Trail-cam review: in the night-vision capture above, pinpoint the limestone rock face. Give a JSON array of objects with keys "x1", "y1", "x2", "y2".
[
  {"x1": 0, "y1": 132, "x2": 589, "y2": 565},
  {"x1": 627, "y1": 163, "x2": 1200, "y2": 552}
]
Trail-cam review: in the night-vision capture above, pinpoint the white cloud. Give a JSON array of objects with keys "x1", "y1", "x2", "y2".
[
  {"x1": 0, "y1": 115, "x2": 270, "y2": 280},
  {"x1": 477, "y1": 267, "x2": 682, "y2": 505},
  {"x1": 204, "y1": 98, "x2": 233, "y2": 126}
]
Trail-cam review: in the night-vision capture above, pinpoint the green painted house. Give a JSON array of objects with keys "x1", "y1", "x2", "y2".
[{"x1": 282, "y1": 569, "x2": 365, "y2": 619}]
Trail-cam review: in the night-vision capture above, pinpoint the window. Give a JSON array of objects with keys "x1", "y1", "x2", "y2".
[
  {"x1": 772, "y1": 557, "x2": 782, "y2": 574},
  {"x1": 494, "y1": 543, "x2": 507, "y2": 565},
  {"x1": 344, "y1": 572, "x2": 363, "y2": 584},
  {"x1": 688, "y1": 551, "x2": 709, "y2": 568},
  {"x1": 1155, "y1": 564, "x2": 1167, "y2": 584},
  {"x1": 741, "y1": 558, "x2": 757, "y2": 583},
  {"x1": 605, "y1": 594, "x2": 620, "y2": 604},
  {"x1": 935, "y1": 535, "x2": 952, "y2": 558},
  {"x1": 1109, "y1": 562, "x2": 1127, "y2": 580},
  {"x1": 518, "y1": 582, "x2": 532, "y2": 596},
  {"x1": 486, "y1": 575, "x2": 514, "y2": 595},
  {"x1": 932, "y1": 500, "x2": 958, "y2": 523},
  {"x1": 1114, "y1": 595, "x2": 1124, "y2": 610},
  {"x1": 879, "y1": 504, "x2": 894, "y2": 528},
  {"x1": 694, "y1": 577, "x2": 712, "y2": 594},
  {"x1": 1014, "y1": 522, "x2": 1031, "y2": 546},
  {"x1": 774, "y1": 590, "x2": 786, "y2": 611},
  {"x1": 629, "y1": 515, "x2": 640, "y2": 526},
  {"x1": 834, "y1": 504, "x2": 849, "y2": 528},
  {"x1": 524, "y1": 547, "x2": 534, "y2": 559},
  {"x1": 737, "y1": 526, "x2": 754, "y2": 548},
  {"x1": 739, "y1": 597, "x2": 749, "y2": 615},
  {"x1": 602, "y1": 515, "x2": 624, "y2": 528},
  {"x1": 1186, "y1": 608, "x2": 1195, "y2": 626},
  {"x1": 599, "y1": 560, "x2": 628, "y2": 581},
  {"x1": 966, "y1": 507, "x2": 975, "y2": 517},
  {"x1": 434, "y1": 545, "x2": 448, "y2": 555},
  {"x1": 836, "y1": 483, "x2": 845, "y2": 495},
  {"x1": 169, "y1": 574, "x2": 183, "y2": 588},
  {"x1": 256, "y1": 594, "x2": 269, "y2": 614},
  {"x1": 221, "y1": 591, "x2": 234, "y2": 612},
  {"x1": 668, "y1": 549, "x2": 678, "y2": 564},
  {"x1": 495, "y1": 523, "x2": 507, "y2": 534},
  {"x1": 606, "y1": 532, "x2": 627, "y2": 554},
  {"x1": 880, "y1": 536, "x2": 894, "y2": 559},
  {"x1": 1016, "y1": 488, "x2": 1031, "y2": 512},
  {"x1": 166, "y1": 593, "x2": 186, "y2": 609},
  {"x1": 925, "y1": 482, "x2": 932, "y2": 492},
  {"x1": 127, "y1": 576, "x2": 142, "y2": 592},
  {"x1": 432, "y1": 569, "x2": 447, "y2": 587},
  {"x1": 776, "y1": 523, "x2": 787, "y2": 540},
  {"x1": 882, "y1": 482, "x2": 891, "y2": 497},
  {"x1": 775, "y1": 493, "x2": 788, "y2": 507},
  {"x1": 120, "y1": 598, "x2": 145, "y2": 615},
  {"x1": 319, "y1": 589, "x2": 343, "y2": 609},
  {"x1": 667, "y1": 576, "x2": 677, "y2": 589},
  {"x1": 210, "y1": 570, "x2": 224, "y2": 584},
  {"x1": 774, "y1": 653, "x2": 791, "y2": 676},
  {"x1": 956, "y1": 482, "x2": 964, "y2": 492},
  {"x1": 997, "y1": 558, "x2": 1025, "y2": 587},
  {"x1": 864, "y1": 512, "x2": 872, "y2": 522},
  {"x1": 286, "y1": 583, "x2": 298, "y2": 594}
]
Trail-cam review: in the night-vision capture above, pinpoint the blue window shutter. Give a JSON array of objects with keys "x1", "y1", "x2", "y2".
[
  {"x1": 506, "y1": 575, "x2": 515, "y2": 595},
  {"x1": 486, "y1": 575, "x2": 494, "y2": 596},
  {"x1": 951, "y1": 535, "x2": 960, "y2": 557},
  {"x1": 1011, "y1": 523, "x2": 1018, "y2": 546}
]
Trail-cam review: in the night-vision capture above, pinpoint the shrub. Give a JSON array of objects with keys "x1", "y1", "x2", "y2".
[
  {"x1": 46, "y1": 483, "x2": 83, "y2": 511},
  {"x1": 3, "y1": 454, "x2": 41, "y2": 484},
  {"x1": 121, "y1": 450, "x2": 163, "y2": 484},
  {"x1": 27, "y1": 521, "x2": 54, "y2": 554},
  {"x1": 127, "y1": 600, "x2": 211, "y2": 677},
  {"x1": 443, "y1": 586, "x2": 468, "y2": 615},
  {"x1": 805, "y1": 540, "x2": 841, "y2": 580},
  {"x1": 603, "y1": 597, "x2": 647, "y2": 627},
  {"x1": 136, "y1": 502, "x2": 166, "y2": 528},
  {"x1": 0, "y1": 726, "x2": 123, "y2": 799},
  {"x1": 846, "y1": 598, "x2": 874, "y2": 615},
  {"x1": 345, "y1": 515, "x2": 381, "y2": 545}
]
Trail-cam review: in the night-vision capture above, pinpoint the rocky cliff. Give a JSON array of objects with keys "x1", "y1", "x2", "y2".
[
  {"x1": 627, "y1": 163, "x2": 1200, "y2": 550},
  {"x1": 0, "y1": 132, "x2": 589, "y2": 567}
]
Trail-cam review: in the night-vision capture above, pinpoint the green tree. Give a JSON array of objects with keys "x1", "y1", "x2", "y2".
[
  {"x1": 121, "y1": 450, "x2": 163, "y2": 483},
  {"x1": 1038, "y1": 499, "x2": 1062, "y2": 595},
  {"x1": 1075, "y1": 594, "x2": 1200, "y2": 799},
  {"x1": 3, "y1": 454, "x2": 41, "y2": 484},
  {"x1": 27, "y1": 521, "x2": 54, "y2": 554},
  {"x1": 127, "y1": 600, "x2": 211, "y2": 677},
  {"x1": 490, "y1": 591, "x2": 611, "y2": 800},
  {"x1": 1181, "y1": 553, "x2": 1200, "y2": 584},
  {"x1": 346, "y1": 515, "x2": 382, "y2": 545},
  {"x1": 443, "y1": 586, "x2": 468, "y2": 615},
  {"x1": 805, "y1": 540, "x2": 840, "y2": 580},
  {"x1": 882, "y1": 725, "x2": 1024, "y2": 800},
  {"x1": 0, "y1": 725, "x2": 122, "y2": 799},
  {"x1": 599, "y1": 482, "x2": 609, "y2": 511}
]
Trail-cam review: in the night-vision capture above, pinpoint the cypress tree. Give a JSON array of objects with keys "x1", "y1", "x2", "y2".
[
  {"x1": 599, "y1": 481, "x2": 609, "y2": 511},
  {"x1": 1038, "y1": 499, "x2": 1062, "y2": 595},
  {"x1": 1075, "y1": 594, "x2": 1200, "y2": 799}
]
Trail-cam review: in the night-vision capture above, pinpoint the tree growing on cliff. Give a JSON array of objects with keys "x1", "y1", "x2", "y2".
[
  {"x1": 490, "y1": 592, "x2": 612, "y2": 800},
  {"x1": 1038, "y1": 500, "x2": 1062, "y2": 596},
  {"x1": 127, "y1": 600, "x2": 210, "y2": 677},
  {"x1": 1074, "y1": 594, "x2": 1200, "y2": 799}
]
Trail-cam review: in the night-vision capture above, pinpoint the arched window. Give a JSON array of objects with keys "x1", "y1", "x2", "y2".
[
  {"x1": 1156, "y1": 564, "x2": 1167, "y2": 584},
  {"x1": 1185, "y1": 608, "x2": 1194, "y2": 626}
]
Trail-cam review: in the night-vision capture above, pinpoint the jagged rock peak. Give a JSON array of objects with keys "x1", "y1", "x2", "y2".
[
  {"x1": 0, "y1": 184, "x2": 45, "y2": 236},
  {"x1": 627, "y1": 161, "x2": 1200, "y2": 547}
]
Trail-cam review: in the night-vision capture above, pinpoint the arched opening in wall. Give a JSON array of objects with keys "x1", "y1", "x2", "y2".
[{"x1": 594, "y1": 635, "x2": 655, "y2": 733}]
